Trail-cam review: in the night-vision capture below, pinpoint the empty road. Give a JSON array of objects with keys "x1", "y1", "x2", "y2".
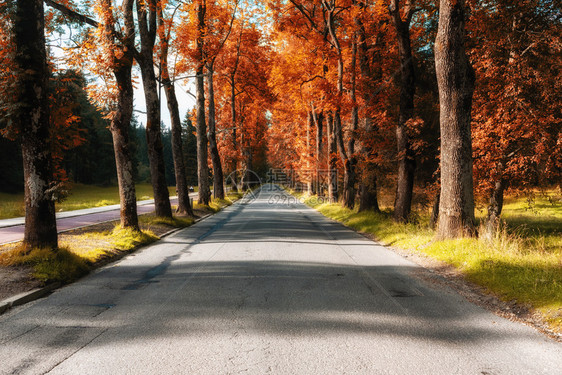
[{"x1": 0, "y1": 185, "x2": 560, "y2": 374}]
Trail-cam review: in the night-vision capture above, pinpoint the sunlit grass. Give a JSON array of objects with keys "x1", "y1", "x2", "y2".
[
  {"x1": 298, "y1": 190, "x2": 562, "y2": 333},
  {"x1": 0, "y1": 183, "x2": 178, "y2": 219},
  {"x1": 194, "y1": 191, "x2": 244, "y2": 212},
  {"x1": 0, "y1": 188, "x2": 244, "y2": 285},
  {"x1": 0, "y1": 246, "x2": 90, "y2": 283}
]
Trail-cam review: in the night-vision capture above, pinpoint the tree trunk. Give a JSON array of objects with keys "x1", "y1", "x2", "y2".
[
  {"x1": 306, "y1": 112, "x2": 313, "y2": 195},
  {"x1": 109, "y1": 0, "x2": 139, "y2": 230},
  {"x1": 207, "y1": 67, "x2": 225, "y2": 199},
  {"x1": 136, "y1": 0, "x2": 172, "y2": 218},
  {"x1": 327, "y1": 113, "x2": 338, "y2": 202},
  {"x1": 355, "y1": 16, "x2": 381, "y2": 213},
  {"x1": 430, "y1": 193, "x2": 440, "y2": 229},
  {"x1": 435, "y1": 0, "x2": 476, "y2": 238},
  {"x1": 163, "y1": 78, "x2": 194, "y2": 216},
  {"x1": 311, "y1": 107, "x2": 323, "y2": 196},
  {"x1": 229, "y1": 75, "x2": 238, "y2": 193},
  {"x1": 157, "y1": 4, "x2": 193, "y2": 217},
  {"x1": 486, "y1": 164, "x2": 506, "y2": 236},
  {"x1": 15, "y1": 0, "x2": 58, "y2": 249},
  {"x1": 390, "y1": 0, "x2": 416, "y2": 222},
  {"x1": 196, "y1": 0, "x2": 211, "y2": 205},
  {"x1": 110, "y1": 65, "x2": 139, "y2": 230},
  {"x1": 327, "y1": 7, "x2": 354, "y2": 209},
  {"x1": 334, "y1": 109, "x2": 355, "y2": 208}
]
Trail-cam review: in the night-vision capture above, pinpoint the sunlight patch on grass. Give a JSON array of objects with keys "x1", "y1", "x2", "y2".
[
  {"x1": 0, "y1": 225, "x2": 159, "y2": 283},
  {"x1": 0, "y1": 183, "x2": 178, "y2": 219},
  {"x1": 0, "y1": 246, "x2": 90, "y2": 283},
  {"x1": 139, "y1": 215, "x2": 194, "y2": 228}
]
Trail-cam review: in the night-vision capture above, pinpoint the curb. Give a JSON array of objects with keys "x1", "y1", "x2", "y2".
[
  {"x1": 0, "y1": 207, "x2": 222, "y2": 316},
  {"x1": 0, "y1": 282, "x2": 61, "y2": 315}
]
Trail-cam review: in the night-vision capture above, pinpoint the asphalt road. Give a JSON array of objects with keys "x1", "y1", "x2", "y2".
[
  {"x1": 0, "y1": 197, "x2": 183, "y2": 245},
  {"x1": 0, "y1": 185, "x2": 560, "y2": 374}
]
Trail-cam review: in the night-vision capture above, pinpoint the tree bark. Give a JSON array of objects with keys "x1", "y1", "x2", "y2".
[
  {"x1": 326, "y1": 4, "x2": 354, "y2": 208},
  {"x1": 435, "y1": 0, "x2": 476, "y2": 238},
  {"x1": 107, "y1": 0, "x2": 139, "y2": 230},
  {"x1": 196, "y1": 0, "x2": 211, "y2": 205},
  {"x1": 327, "y1": 113, "x2": 338, "y2": 202},
  {"x1": 335, "y1": 110, "x2": 355, "y2": 208},
  {"x1": 358, "y1": 161, "x2": 380, "y2": 212},
  {"x1": 312, "y1": 109, "x2": 324, "y2": 196},
  {"x1": 306, "y1": 111, "x2": 313, "y2": 195},
  {"x1": 136, "y1": 0, "x2": 172, "y2": 218},
  {"x1": 430, "y1": 193, "x2": 440, "y2": 229},
  {"x1": 390, "y1": 0, "x2": 416, "y2": 222},
  {"x1": 207, "y1": 67, "x2": 225, "y2": 199},
  {"x1": 355, "y1": 15, "x2": 380, "y2": 212},
  {"x1": 486, "y1": 162, "x2": 506, "y2": 236},
  {"x1": 157, "y1": 5, "x2": 193, "y2": 217},
  {"x1": 15, "y1": 0, "x2": 58, "y2": 249}
]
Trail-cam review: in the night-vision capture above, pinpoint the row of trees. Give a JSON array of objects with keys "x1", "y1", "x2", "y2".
[
  {"x1": 267, "y1": 0, "x2": 561, "y2": 238},
  {"x1": 1, "y1": 0, "x2": 272, "y2": 249},
  {"x1": 1, "y1": 0, "x2": 560, "y2": 249}
]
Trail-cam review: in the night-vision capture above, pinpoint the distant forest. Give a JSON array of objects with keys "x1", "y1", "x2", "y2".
[{"x1": 0, "y1": 71, "x2": 198, "y2": 194}]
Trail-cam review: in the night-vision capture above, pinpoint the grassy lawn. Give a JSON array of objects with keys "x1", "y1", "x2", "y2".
[
  {"x1": 0, "y1": 184, "x2": 178, "y2": 219},
  {"x1": 296, "y1": 189, "x2": 562, "y2": 334}
]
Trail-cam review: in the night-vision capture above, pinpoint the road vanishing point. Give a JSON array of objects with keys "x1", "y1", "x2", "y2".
[{"x1": 0, "y1": 185, "x2": 561, "y2": 374}]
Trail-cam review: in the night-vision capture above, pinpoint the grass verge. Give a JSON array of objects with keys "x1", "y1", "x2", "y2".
[
  {"x1": 0, "y1": 191, "x2": 243, "y2": 290},
  {"x1": 0, "y1": 183, "x2": 178, "y2": 219},
  {"x1": 295, "y1": 191, "x2": 562, "y2": 335}
]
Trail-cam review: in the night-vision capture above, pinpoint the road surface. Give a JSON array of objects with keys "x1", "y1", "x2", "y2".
[
  {"x1": 0, "y1": 196, "x2": 185, "y2": 245},
  {"x1": 0, "y1": 185, "x2": 560, "y2": 374}
]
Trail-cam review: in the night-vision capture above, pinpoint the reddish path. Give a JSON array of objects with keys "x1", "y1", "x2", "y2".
[{"x1": 0, "y1": 197, "x2": 182, "y2": 245}]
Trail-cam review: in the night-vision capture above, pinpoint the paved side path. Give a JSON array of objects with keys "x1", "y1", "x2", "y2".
[
  {"x1": 0, "y1": 185, "x2": 560, "y2": 374},
  {"x1": 0, "y1": 196, "x2": 185, "y2": 245}
]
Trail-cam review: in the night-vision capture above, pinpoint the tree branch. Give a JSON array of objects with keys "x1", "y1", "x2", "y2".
[{"x1": 44, "y1": 0, "x2": 98, "y2": 28}]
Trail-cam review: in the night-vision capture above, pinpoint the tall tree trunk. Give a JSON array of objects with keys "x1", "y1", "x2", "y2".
[
  {"x1": 15, "y1": 0, "x2": 58, "y2": 249},
  {"x1": 207, "y1": 67, "x2": 225, "y2": 199},
  {"x1": 326, "y1": 6, "x2": 354, "y2": 208},
  {"x1": 312, "y1": 109, "x2": 324, "y2": 196},
  {"x1": 355, "y1": 16, "x2": 380, "y2": 212},
  {"x1": 306, "y1": 112, "x2": 313, "y2": 195},
  {"x1": 136, "y1": 0, "x2": 172, "y2": 218},
  {"x1": 229, "y1": 75, "x2": 238, "y2": 192},
  {"x1": 162, "y1": 77, "x2": 193, "y2": 217},
  {"x1": 335, "y1": 109, "x2": 355, "y2": 208},
  {"x1": 111, "y1": 65, "x2": 139, "y2": 230},
  {"x1": 196, "y1": 0, "x2": 211, "y2": 205},
  {"x1": 157, "y1": 5, "x2": 193, "y2": 217},
  {"x1": 108, "y1": 0, "x2": 139, "y2": 230},
  {"x1": 346, "y1": 33, "x2": 359, "y2": 208},
  {"x1": 390, "y1": 0, "x2": 416, "y2": 222},
  {"x1": 435, "y1": 0, "x2": 476, "y2": 238},
  {"x1": 327, "y1": 113, "x2": 338, "y2": 202}
]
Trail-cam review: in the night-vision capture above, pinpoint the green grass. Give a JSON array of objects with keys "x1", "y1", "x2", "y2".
[
  {"x1": 193, "y1": 191, "x2": 244, "y2": 212},
  {"x1": 0, "y1": 184, "x2": 178, "y2": 219},
  {"x1": 298, "y1": 190, "x2": 562, "y2": 333},
  {"x1": 0, "y1": 188, "x2": 243, "y2": 285},
  {"x1": 0, "y1": 226, "x2": 159, "y2": 283},
  {"x1": 139, "y1": 215, "x2": 194, "y2": 230}
]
